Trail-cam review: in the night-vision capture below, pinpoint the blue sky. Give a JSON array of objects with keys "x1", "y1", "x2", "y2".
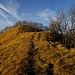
[{"x1": 0, "y1": 0, "x2": 75, "y2": 30}]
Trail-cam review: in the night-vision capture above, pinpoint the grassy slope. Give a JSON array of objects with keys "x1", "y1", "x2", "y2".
[{"x1": 0, "y1": 25, "x2": 75, "y2": 75}]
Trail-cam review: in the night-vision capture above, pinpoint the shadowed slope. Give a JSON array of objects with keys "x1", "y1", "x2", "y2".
[{"x1": 0, "y1": 25, "x2": 75, "y2": 75}]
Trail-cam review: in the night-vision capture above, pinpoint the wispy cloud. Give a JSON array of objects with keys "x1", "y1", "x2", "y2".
[
  {"x1": 0, "y1": 0, "x2": 20, "y2": 19},
  {"x1": 21, "y1": 13, "x2": 31, "y2": 16},
  {"x1": 0, "y1": 0, "x2": 56, "y2": 30},
  {"x1": 0, "y1": 19, "x2": 12, "y2": 30},
  {"x1": 0, "y1": 9, "x2": 13, "y2": 25},
  {"x1": 20, "y1": 9, "x2": 56, "y2": 26},
  {"x1": 0, "y1": 0, "x2": 20, "y2": 29},
  {"x1": 36, "y1": 9, "x2": 56, "y2": 22}
]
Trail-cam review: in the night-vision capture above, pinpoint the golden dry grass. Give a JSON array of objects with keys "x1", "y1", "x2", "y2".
[{"x1": 0, "y1": 25, "x2": 75, "y2": 75}]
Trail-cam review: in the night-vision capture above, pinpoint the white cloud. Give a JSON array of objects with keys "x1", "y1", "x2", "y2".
[
  {"x1": 0, "y1": 0, "x2": 20, "y2": 29},
  {"x1": 36, "y1": 9, "x2": 56, "y2": 22},
  {"x1": 0, "y1": 19, "x2": 13, "y2": 30},
  {"x1": 0, "y1": 9, "x2": 13, "y2": 25},
  {"x1": 21, "y1": 13, "x2": 31, "y2": 16},
  {"x1": 7, "y1": 20, "x2": 13, "y2": 25},
  {"x1": 0, "y1": 0, "x2": 20, "y2": 19},
  {"x1": 0, "y1": 9, "x2": 8, "y2": 19}
]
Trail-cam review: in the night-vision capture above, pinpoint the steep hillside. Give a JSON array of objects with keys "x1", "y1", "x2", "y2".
[{"x1": 0, "y1": 25, "x2": 75, "y2": 75}]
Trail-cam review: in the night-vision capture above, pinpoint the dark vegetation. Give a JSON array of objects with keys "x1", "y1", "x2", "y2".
[{"x1": 49, "y1": 6, "x2": 75, "y2": 48}]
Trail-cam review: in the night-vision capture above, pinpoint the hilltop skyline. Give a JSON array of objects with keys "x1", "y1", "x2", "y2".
[{"x1": 0, "y1": 0, "x2": 75, "y2": 30}]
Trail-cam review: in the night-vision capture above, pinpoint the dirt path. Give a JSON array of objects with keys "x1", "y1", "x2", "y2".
[{"x1": 26, "y1": 33, "x2": 36, "y2": 75}]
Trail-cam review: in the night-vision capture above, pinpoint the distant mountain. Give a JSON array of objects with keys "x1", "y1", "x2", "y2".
[{"x1": 0, "y1": 24, "x2": 75, "y2": 75}]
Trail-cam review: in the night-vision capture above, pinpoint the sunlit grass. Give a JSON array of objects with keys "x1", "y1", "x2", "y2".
[{"x1": 0, "y1": 25, "x2": 75, "y2": 75}]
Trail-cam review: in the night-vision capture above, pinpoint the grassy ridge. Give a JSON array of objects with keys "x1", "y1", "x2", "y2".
[{"x1": 0, "y1": 25, "x2": 75, "y2": 75}]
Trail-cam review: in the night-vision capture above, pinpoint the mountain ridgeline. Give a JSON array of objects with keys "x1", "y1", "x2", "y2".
[
  {"x1": 0, "y1": 22, "x2": 75, "y2": 75},
  {"x1": 0, "y1": 20, "x2": 49, "y2": 33},
  {"x1": 0, "y1": 19, "x2": 75, "y2": 49}
]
